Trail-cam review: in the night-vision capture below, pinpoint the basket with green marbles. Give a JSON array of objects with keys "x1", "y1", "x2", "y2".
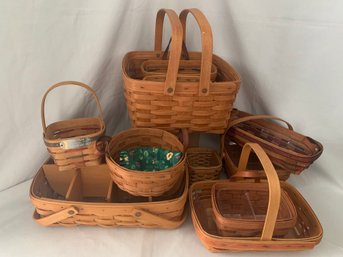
[
  {"x1": 119, "y1": 147, "x2": 182, "y2": 171},
  {"x1": 106, "y1": 128, "x2": 186, "y2": 197}
]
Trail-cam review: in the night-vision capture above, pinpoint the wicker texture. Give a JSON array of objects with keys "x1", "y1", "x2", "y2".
[
  {"x1": 41, "y1": 81, "x2": 106, "y2": 171},
  {"x1": 222, "y1": 109, "x2": 323, "y2": 174},
  {"x1": 122, "y1": 8, "x2": 240, "y2": 134},
  {"x1": 106, "y1": 128, "x2": 185, "y2": 197},
  {"x1": 223, "y1": 140, "x2": 291, "y2": 180},
  {"x1": 187, "y1": 147, "x2": 222, "y2": 184},
  {"x1": 30, "y1": 163, "x2": 188, "y2": 228}
]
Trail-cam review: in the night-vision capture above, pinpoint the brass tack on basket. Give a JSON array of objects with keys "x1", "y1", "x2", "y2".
[
  {"x1": 201, "y1": 88, "x2": 208, "y2": 94},
  {"x1": 68, "y1": 210, "x2": 75, "y2": 215},
  {"x1": 135, "y1": 211, "x2": 142, "y2": 217},
  {"x1": 167, "y1": 87, "x2": 173, "y2": 93}
]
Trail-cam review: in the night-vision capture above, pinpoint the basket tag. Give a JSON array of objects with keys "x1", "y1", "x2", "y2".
[{"x1": 59, "y1": 137, "x2": 94, "y2": 149}]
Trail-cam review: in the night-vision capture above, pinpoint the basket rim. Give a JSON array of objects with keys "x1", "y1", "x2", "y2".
[
  {"x1": 43, "y1": 117, "x2": 105, "y2": 143},
  {"x1": 106, "y1": 128, "x2": 185, "y2": 175}
]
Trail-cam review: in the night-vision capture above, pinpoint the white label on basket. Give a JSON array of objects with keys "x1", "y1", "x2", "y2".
[{"x1": 60, "y1": 137, "x2": 93, "y2": 149}]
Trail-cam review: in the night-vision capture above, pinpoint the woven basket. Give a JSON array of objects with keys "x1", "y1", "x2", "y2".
[
  {"x1": 41, "y1": 81, "x2": 106, "y2": 171},
  {"x1": 223, "y1": 139, "x2": 291, "y2": 180},
  {"x1": 30, "y1": 162, "x2": 188, "y2": 228},
  {"x1": 189, "y1": 143, "x2": 323, "y2": 252},
  {"x1": 223, "y1": 109, "x2": 323, "y2": 174},
  {"x1": 122, "y1": 8, "x2": 240, "y2": 134},
  {"x1": 190, "y1": 181, "x2": 323, "y2": 252},
  {"x1": 106, "y1": 128, "x2": 185, "y2": 197},
  {"x1": 187, "y1": 147, "x2": 222, "y2": 184}
]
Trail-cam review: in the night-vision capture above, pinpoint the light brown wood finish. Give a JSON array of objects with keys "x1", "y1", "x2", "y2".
[
  {"x1": 41, "y1": 81, "x2": 106, "y2": 171},
  {"x1": 187, "y1": 147, "x2": 222, "y2": 185},
  {"x1": 106, "y1": 128, "x2": 185, "y2": 197},
  {"x1": 122, "y1": 8, "x2": 240, "y2": 134},
  {"x1": 30, "y1": 163, "x2": 188, "y2": 228},
  {"x1": 222, "y1": 109, "x2": 323, "y2": 173}
]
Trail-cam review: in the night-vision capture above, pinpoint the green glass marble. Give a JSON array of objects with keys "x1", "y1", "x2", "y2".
[{"x1": 119, "y1": 147, "x2": 182, "y2": 172}]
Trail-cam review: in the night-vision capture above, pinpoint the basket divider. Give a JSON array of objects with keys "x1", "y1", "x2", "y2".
[
  {"x1": 65, "y1": 169, "x2": 82, "y2": 201},
  {"x1": 106, "y1": 181, "x2": 113, "y2": 202}
]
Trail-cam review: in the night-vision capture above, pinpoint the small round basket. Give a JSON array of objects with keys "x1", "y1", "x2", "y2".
[{"x1": 106, "y1": 128, "x2": 186, "y2": 197}]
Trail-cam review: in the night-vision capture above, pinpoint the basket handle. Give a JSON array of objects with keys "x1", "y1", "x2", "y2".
[
  {"x1": 132, "y1": 208, "x2": 186, "y2": 228},
  {"x1": 179, "y1": 8, "x2": 213, "y2": 96},
  {"x1": 220, "y1": 111, "x2": 294, "y2": 158},
  {"x1": 237, "y1": 143, "x2": 281, "y2": 241},
  {"x1": 33, "y1": 206, "x2": 78, "y2": 226},
  {"x1": 153, "y1": 9, "x2": 183, "y2": 96},
  {"x1": 41, "y1": 81, "x2": 104, "y2": 134}
]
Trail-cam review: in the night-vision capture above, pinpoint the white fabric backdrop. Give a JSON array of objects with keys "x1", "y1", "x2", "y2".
[{"x1": 0, "y1": 0, "x2": 342, "y2": 256}]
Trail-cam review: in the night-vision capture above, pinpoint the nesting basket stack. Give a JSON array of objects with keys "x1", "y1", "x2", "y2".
[{"x1": 29, "y1": 7, "x2": 324, "y2": 253}]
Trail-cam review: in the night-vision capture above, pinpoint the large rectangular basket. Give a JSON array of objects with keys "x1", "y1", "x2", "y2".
[
  {"x1": 30, "y1": 162, "x2": 188, "y2": 228},
  {"x1": 122, "y1": 8, "x2": 240, "y2": 134}
]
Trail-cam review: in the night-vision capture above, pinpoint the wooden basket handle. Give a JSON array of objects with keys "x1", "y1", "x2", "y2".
[
  {"x1": 153, "y1": 9, "x2": 183, "y2": 96},
  {"x1": 179, "y1": 8, "x2": 213, "y2": 96},
  {"x1": 237, "y1": 143, "x2": 281, "y2": 241},
  {"x1": 131, "y1": 208, "x2": 186, "y2": 228},
  {"x1": 220, "y1": 112, "x2": 294, "y2": 158},
  {"x1": 41, "y1": 81, "x2": 104, "y2": 134},
  {"x1": 33, "y1": 206, "x2": 78, "y2": 226}
]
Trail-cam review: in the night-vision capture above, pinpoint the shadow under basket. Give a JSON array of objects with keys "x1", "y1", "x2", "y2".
[
  {"x1": 187, "y1": 147, "x2": 222, "y2": 184},
  {"x1": 189, "y1": 180, "x2": 323, "y2": 252},
  {"x1": 30, "y1": 162, "x2": 188, "y2": 228}
]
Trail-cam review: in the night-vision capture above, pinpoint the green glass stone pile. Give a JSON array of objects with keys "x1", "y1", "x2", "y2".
[{"x1": 119, "y1": 147, "x2": 182, "y2": 171}]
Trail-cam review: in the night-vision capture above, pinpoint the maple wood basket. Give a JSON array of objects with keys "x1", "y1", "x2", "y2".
[
  {"x1": 30, "y1": 162, "x2": 188, "y2": 228},
  {"x1": 105, "y1": 128, "x2": 185, "y2": 197},
  {"x1": 222, "y1": 109, "x2": 323, "y2": 174},
  {"x1": 223, "y1": 140, "x2": 291, "y2": 180},
  {"x1": 41, "y1": 81, "x2": 106, "y2": 171},
  {"x1": 187, "y1": 147, "x2": 222, "y2": 185},
  {"x1": 122, "y1": 8, "x2": 240, "y2": 134},
  {"x1": 211, "y1": 143, "x2": 297, "y2": 238}
]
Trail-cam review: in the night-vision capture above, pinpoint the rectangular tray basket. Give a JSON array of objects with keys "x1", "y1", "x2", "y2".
[
  {"x1": 189, "y1": 180, "x2": 323, "y2": 252},
  {"x1": 30, "y1": 162, "x2": 188, "y2": 228}
]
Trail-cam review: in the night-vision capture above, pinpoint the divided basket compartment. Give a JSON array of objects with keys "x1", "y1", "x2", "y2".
[
  {"x1": 106, "y1": 128, "x2": 185, "y2": 197},
  {"x1": 122, "y1": 8, "x2": 240, "y2": 134},
  {"x1": 212, "y1": 182, "x2": 297, "y2": 237},
  {"x1": 30, "y1": 162, "x2": 188, "y2": 228},
  {"x1": 226, "y1": 109, "x2": 323, "y2": 173},
  {"x1": 41, "y1": 81, "x2": 106, "y2": 171},
  {"x1": 187, "y1": 147, "x2": 222, "y2": 184}
]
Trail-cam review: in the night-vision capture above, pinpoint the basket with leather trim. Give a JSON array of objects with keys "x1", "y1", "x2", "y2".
[
  {"x1": 223, "y1": 109, "x2": 323, "y2": 173},
  {"x1": 41, "y1": 81, "x2": 106, "y2": 171}
]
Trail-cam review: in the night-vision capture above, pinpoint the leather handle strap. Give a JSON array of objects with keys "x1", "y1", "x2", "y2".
[
  {"x1": 153, "y1": 9, "x2": 183, "y2": 96},
  {"x1": 220, "y1": 113, "x2": 294, "y2": 158},
  {"x1": 237, "y1": 143, "x2": 281, "y2": 241},
  {"x1": 33, "y1": 206, "x2": 78, "y2": 226},
  {"x1": 132, "y1": 208, "x2": 186, "y2": 228},
  {"x1": 41, "y1": 81, "x2": 104, "y2": 134},
  {"x1": 179, "y1": 8, "x2": 213, "y2": 96}
]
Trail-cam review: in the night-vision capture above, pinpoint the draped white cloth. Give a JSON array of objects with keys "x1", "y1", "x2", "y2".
[{"x1": 0, "y1": 0, "x2": 342, "y2": 256}]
